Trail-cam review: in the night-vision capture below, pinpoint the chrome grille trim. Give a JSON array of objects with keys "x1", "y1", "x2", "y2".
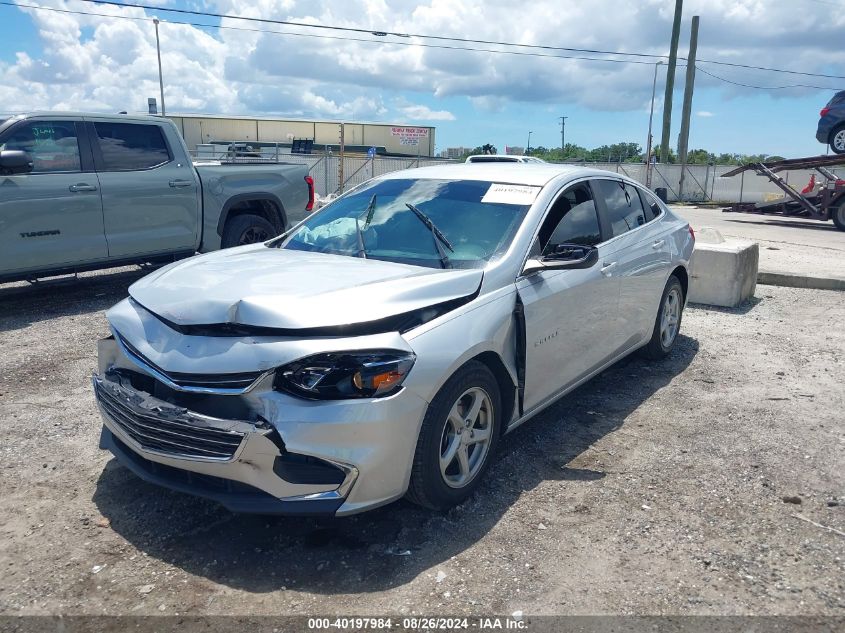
[
  {"x1": 94, "y1": 375, "x2": 248, "y2": 461},
  {"x1": 114, "y1": 331, "x2": 270, "y2": 395}
]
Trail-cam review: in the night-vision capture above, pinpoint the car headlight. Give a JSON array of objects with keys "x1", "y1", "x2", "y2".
[{"x1": 274, "y1": 350, "x2": 416, "y2": 400}]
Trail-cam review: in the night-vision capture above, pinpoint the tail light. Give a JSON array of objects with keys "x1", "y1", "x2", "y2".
[
  {"x1": 304, "y1": 175, "x2": 315, "y2": 212},
  {"x1": 688, "y1": 225, "x2": 695, "y2": 240},
  {"x1": 820, "y1": 107, "x2": 831, "y2": 117}
]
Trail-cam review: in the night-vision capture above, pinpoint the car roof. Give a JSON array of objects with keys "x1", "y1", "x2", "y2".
[
  {"x1": 10, "y1": 111, "x2": 169, "y2": 124},
  {"x1": 466, "y1": 154, "x2": 522, "y2": 161},
  {"x1": 378, "y1": 162, "x2": 624, "y2": 187}
]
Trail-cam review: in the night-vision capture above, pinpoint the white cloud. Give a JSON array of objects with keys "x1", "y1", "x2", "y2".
[
  {"x1": 1, "y1": 0, "x2": 843, "y2": 121},
  {"x1": 397, "y1": 104, "x2": 455, "y2": 121},
  {"x1": 697, "y1": 111, "x2": 715, "y2": 117}
]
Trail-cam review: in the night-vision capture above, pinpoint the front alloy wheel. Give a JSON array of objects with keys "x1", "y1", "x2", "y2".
[
  {"x1": 406, "y1": 361, "x2": 500, "y2": 510},
  {"x1": 439, "y1": 387, "x2": 494, "y2": 488}
]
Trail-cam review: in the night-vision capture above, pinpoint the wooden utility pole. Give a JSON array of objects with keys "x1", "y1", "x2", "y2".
[
  {"x1": 677, "y1": 15, "x2": 699, "y2": 200},
  {"x1": 659, "y1": 0, "x2": 683, "y2": 163}
]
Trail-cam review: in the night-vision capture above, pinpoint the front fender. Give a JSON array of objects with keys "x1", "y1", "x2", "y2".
[{"x1": 402, "y1": 287, "x2": 519, "y2": 421}]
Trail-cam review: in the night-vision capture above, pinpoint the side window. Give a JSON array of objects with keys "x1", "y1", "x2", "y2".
[
  {"x1": 538, "y1": 182, "x2": 602, "y2": 254},
  {"x1": 0, "y1": 121, "x2": 81, "y2": 173},
  {"x1": 94, "y1": 122, "x2": 170, "y2": 171},
  {"x1": 595, "y1": 179, "x2": 647, "y2": 238},
  {"x1": 638, "y1": 188, "x2": 664, "y2": 222}
]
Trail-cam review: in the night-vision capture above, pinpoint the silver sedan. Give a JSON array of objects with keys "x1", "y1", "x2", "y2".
[{"x1": 93, "y1": 163, "x2": 695, "y2": 515}]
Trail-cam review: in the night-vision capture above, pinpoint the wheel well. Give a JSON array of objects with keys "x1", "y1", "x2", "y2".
[
  {"x1": 471, "y1": 351, "x2": 517, "y2": 433},
  {"x1": 672, "y1": 265, "x2": 689, "y2": 300},
  {"x1": 225, "y1": 199, "x2": 286, "y2": 234}
]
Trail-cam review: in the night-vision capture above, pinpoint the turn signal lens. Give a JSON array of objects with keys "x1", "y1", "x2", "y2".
[{"x1": 820, "y1": 107, "x2": 831, "y2": 117}]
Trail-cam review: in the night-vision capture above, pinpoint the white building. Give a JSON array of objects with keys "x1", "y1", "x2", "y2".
[{"x1": 167, "y1": 113, "x2": 436, "y2": 156}]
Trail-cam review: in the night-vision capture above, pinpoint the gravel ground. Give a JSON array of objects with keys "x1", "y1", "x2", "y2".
[{"x1": 0, "y1": 268, "x2": 843, "y2": 617}]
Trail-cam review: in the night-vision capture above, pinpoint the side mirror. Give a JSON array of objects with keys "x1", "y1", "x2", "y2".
[
  {"x1": 0, "y1": 150, "x2": 34, "y2": 175},
  {"x1": 522, "y1": 244, "x2": 599, "y2": 275}
]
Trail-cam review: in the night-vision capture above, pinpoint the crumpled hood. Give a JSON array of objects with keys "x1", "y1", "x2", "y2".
[{"x1": 128, "y1": 245, "x2": 483, "y2": 330}]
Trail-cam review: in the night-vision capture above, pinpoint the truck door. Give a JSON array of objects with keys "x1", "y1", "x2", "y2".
[
  {"x1": 0, "y1": 119, "x2": 107, "y2": 277},
  {"x1": 89, "y1": 120, "x2": 200, "y2": 258}
]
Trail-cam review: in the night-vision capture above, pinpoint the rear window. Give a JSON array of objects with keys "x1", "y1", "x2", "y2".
[
  {"x1": 594, "y1": 179, "x2": 647, "y2": 238},
  {"x1": 638, "y1": 188, "x2": 664, "y2": 222},
  {"x1": 94, "y1": 122, "x2": 171, "y2": 171},
  {"x1": 467, "y1": 156, "x2": 519, "y2": 163}
]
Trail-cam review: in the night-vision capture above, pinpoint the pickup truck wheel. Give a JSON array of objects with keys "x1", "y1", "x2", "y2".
[{"x1": 221, "y1": 214, "x2": 277, "y2": 248}]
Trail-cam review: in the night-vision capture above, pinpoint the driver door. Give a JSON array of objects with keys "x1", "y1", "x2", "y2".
[
  {"x1": 0, "y1": 119, "x2": 107, "y2": 277},
  {"x1": 516, "y1": 180, "x2": 620, "y2": 413}
]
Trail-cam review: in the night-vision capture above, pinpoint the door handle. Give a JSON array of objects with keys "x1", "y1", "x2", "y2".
[
  {"x1": 169, "y1": 179, "x2": 193, "y2": 188},
  {"x1": 600, "y1": 261, "x2": 618, "y2": 277},
  {"x1": 68, "y1": 183, "x2": 97, "y2": 193},
  {"x1": 651, "y1": 239, "x2": 666, "y2": 249}
]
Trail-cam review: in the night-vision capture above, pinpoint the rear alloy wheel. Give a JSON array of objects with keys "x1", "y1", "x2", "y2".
[
  {"x1": 831, "y1": 125, "x2": 845, "y2": 155},
  {"x1": 406, "y1": 361, "x2": 500, "y2": 510},
  {"x1": 641, "y1": 275, "x2": 685, "y2": 360},
  {"x1": 221, "y1": 213, "x2": 277, "y2": 248}
]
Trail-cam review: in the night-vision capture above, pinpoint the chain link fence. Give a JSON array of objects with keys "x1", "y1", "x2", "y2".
[{"x1": 192, "y1": 144, "x2": 844, "y2": 204}]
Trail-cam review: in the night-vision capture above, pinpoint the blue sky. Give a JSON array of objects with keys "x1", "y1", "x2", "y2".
[{"x1": 1, "y1": 0, "x2": 843, "y2": 157}]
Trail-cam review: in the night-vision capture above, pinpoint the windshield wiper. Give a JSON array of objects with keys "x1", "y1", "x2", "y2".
[
  {"x1": 354, "y1": 216, "x2": 367, "y2": 259},
  {"x1": 353, "y1": 194, "x2": 378, "y2": 259},
  {"x1": 405, "y1": 202, "x2": 454, "y2": 269},
  {"x1": 363, "y1": 194, "x2": 377, "y2": 229}
]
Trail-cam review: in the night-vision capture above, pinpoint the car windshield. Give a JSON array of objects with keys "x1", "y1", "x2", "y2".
[{"x1": 279, "y1": 178, "x2": 534, "y2": 269}]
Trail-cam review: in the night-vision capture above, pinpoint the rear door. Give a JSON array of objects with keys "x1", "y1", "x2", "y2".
[
  {"x1": 517, "y1": 180, "x2": 619, "y2": 412},
  {"x1": 592, "y1": 179, "x2": 672, "y2": 345},
  {"x1": 0, "y1": 118, "x2": 107, "y2": 276},
  {"x1": 90, "y1": 119, "x2": 200, "y2": 258}
]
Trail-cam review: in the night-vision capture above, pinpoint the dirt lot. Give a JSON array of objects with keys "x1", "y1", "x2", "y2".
[{"x1": 0, "y1": 269, "x2": 843, "y2": 617}]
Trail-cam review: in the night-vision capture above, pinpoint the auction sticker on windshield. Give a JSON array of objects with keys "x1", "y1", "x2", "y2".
[{"x1": 481, "y1": 183, "x2": 542, "y2": 205}]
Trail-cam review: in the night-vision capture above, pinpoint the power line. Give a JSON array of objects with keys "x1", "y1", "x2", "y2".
[
  {"x1": 79, "y1": 0, "x2": 671, "y2": 61},
  {"x1": 0, "y1": 1, "x2": 667, "y2": 67},
  {"x1": 7, "y1": 0, "x2": 845, "y2": 83},
  {"x1": 82, "y1": 0, "x2": 845, "y2": 81},
  {"x1": 696, "y1": 59, "x2": 845, "y2": 81},
  {"x1": 696, "y1": 65, "x2": 841, "y2": 91}
]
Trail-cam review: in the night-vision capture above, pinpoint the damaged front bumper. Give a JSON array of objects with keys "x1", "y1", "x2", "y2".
[
  {"x1": 94, "y1": 373, "x2": 358, "y2": 515},
  {"x1": 93, "y1": 334, "x2": 429, "y2": 516}
]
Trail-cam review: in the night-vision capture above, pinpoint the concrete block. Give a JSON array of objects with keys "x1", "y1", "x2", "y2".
[{"x1": 688, "y1": 228, "x2": 758, "y2": 307}]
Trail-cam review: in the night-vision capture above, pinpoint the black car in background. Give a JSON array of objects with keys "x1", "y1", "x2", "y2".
[{"x1": 817, "y1": 90, "x2": 845, "y2": 154}]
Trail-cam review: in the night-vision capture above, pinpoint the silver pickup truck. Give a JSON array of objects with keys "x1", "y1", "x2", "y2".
[{"x1": 0, "y1": 112, "x2": 314, "y2": 283}]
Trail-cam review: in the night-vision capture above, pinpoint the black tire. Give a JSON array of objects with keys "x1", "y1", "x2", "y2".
[
  {"x1": 832, "y1": 203, "x2": 845, "y2": 232},
  {"x1": 406, "y1": 361, "x2": 501, "y2": 511},
  {"x1": 830, "y1": 124, "x2": 845, "y2": 155},
  {"x1": 221, "y1": 214, "x2": 277, "y2": 248},
  {"x1": 640, "y1": 275, "x2": 685, "y2": 360}
]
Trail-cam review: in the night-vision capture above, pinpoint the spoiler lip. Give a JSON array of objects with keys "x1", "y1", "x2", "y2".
[{"x1": 131, "y1": 279, "x2": 482, "y2": 338}]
